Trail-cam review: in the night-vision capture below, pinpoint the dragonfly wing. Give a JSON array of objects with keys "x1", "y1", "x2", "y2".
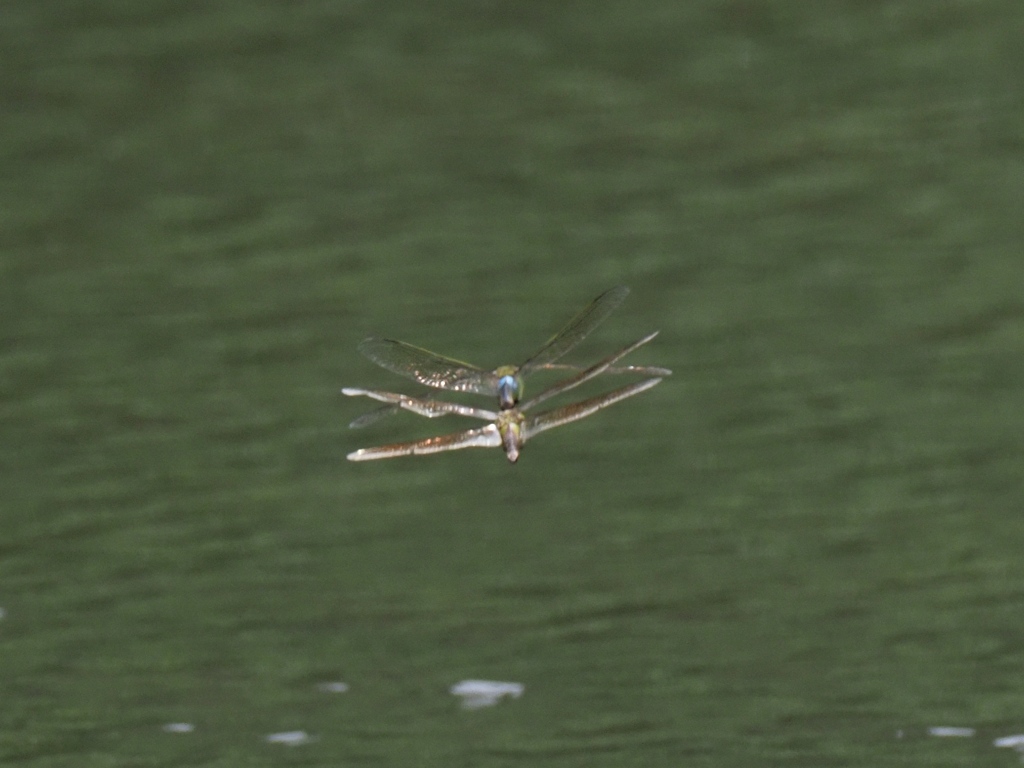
[
  {"x1": 347, "y1": 424, "x2": 502, "y2": 461},
  {"x1": 519, "y1": 331, "x2": 661, "y2": 412},
  {"x1": 348, "y1": 403, "x2": 397, "y2": 429},
  {"x1": 342, "y1": 388, "x2": 497, "y2": 421},
  {"x1": 518, "y1": 286, "x2": 630, "y2": 372},
  {"x1": 358, "y1": 336, "x2": 500, "y2": 395},
  {"x1": 523, "y1": 378, "x2": 663, "y2": 440},
  {"x1": 538, "y1": 362, "x2": 673, "y2": 377}
]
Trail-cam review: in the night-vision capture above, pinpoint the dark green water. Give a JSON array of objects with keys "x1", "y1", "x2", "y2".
[{"x1": 2, "y1": 2, "x2": 1023, "y2": 765}]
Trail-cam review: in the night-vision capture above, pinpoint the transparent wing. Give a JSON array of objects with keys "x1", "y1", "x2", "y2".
[
  {"x1": 519, "y1": 331, "x2": 667, "y2": 412},
  {"x1": 342, "y1": 388, "x2": 497, "y2": 423},
  {"x1": 538, "y1": 362, "x2": 673, "y2": 377},
  {"x1": 518, "y1": 286, "x2": 630, "y2": 373},
  {"x1": 347, "y1": 424, "x2": 502, "y2": 461},
  {"x1": 357, "y1": 337, "x2": 500, "y2": 395},
  {"x1": 522, "y1": 378, "x2": 663, "y2": 440},
  {"x1": 348, "y1": 404, "x2": 399, "y2": 430}
]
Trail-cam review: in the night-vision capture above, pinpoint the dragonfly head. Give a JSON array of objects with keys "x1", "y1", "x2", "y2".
[{"x1": 496, "y1": 371, "x2": 521, "y2": 409}]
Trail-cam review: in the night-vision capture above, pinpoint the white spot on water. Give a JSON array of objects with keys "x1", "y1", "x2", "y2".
[
  {"x1": 449, "y1": 679, "x2": 524, "y2": 710},
  {"x1": 265, "y1": 730, "x2": 315, "y2": 746},
  {"x1": 316, "y1": 681, "x2": 349, "y2": 693},
  {"x1": 928, "y1": 726, "x2": 975, "y2": 737},
  {"x1": 162, "y1": 723, "x2": 195, "y2": 734}
]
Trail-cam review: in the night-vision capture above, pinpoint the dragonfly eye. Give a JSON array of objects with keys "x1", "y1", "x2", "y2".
[{"x1": 497, "y1": 375, "x2": 520, "y2": 409}]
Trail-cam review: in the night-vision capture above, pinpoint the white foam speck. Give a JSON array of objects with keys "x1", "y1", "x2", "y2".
[
  {"x1": 994, "y1": 735, "x2": 1024, "y2": 749},
  {"x1": 449, "y1": 679, "x2": 524, "y2": 710},
  {"x1": 316, "y1": 681, "x2": 349, "y2": 693},
  {"x1": 928, "y1": 726, "x2": 975, "y2": 738},
  {"x1": 265, "y1": 730, "x2": 314, "y2": 746},
  {"x1": 162, "y1": 723, "x2": 195, "y2": 734}
]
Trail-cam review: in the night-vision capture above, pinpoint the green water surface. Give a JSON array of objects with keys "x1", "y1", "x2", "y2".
[{"x1": 2, "y1": 2, "x2": 1023, "y2": 765}]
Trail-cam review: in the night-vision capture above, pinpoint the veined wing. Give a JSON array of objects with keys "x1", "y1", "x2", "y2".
[
  {"x1": 342, "y1": 387, "x2": 497, "y2": 423},
  {"x1": 348, "y1": 403, "x2": 400, "y2": 430},
  {"x1": 519, "y1": 331, "x2": 667, "y2": 412},
  {"x1": 517, "y1": 286, "x2": 630, "y2": 373},
  {"x1": 357, "y1": 337, "x2": 500, "y2": 395},
  {"x1": 347, "y1": 424, "x2": 502, "y2": 461},
  {"x1": 538, "y1": 362, "x2": 673, "y2": 377},
  {"x1": 523, "y1": 378, "x2": 663, "y2": 440},
  {"x1": 348, "y1": 358, "x2": 670, "y2": 429}
]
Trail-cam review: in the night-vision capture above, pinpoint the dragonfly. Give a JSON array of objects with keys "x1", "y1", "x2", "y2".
[
  {"x1": 344, "y1": 331, "x2": 666, "y2": 462},
  {"x1": 343, "y1": 287, "x2": 670, "y2": 462},
  {"x1": 347, "y1": 285, "x2": 670, "y2": 429}
]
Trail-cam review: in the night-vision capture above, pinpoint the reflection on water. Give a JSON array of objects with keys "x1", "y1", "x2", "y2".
[
  {"x1": 161, "y1": 723, "x2": 195, "y2": 734},
  {"x1": 265, "y1": 730, "x2": 316, "y2": 746},
  {"x1": 450, "y1": 679, "x2": 525, "y2": 710}
]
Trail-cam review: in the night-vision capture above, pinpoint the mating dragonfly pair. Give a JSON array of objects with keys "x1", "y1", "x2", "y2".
[{"x1": 343, "y1": 286, "x2": 670, "y2": 463}]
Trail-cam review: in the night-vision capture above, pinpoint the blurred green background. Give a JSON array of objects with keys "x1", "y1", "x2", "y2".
[{"x1": 2, "y1": 1, "x2": 1023, "y2": 765}]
